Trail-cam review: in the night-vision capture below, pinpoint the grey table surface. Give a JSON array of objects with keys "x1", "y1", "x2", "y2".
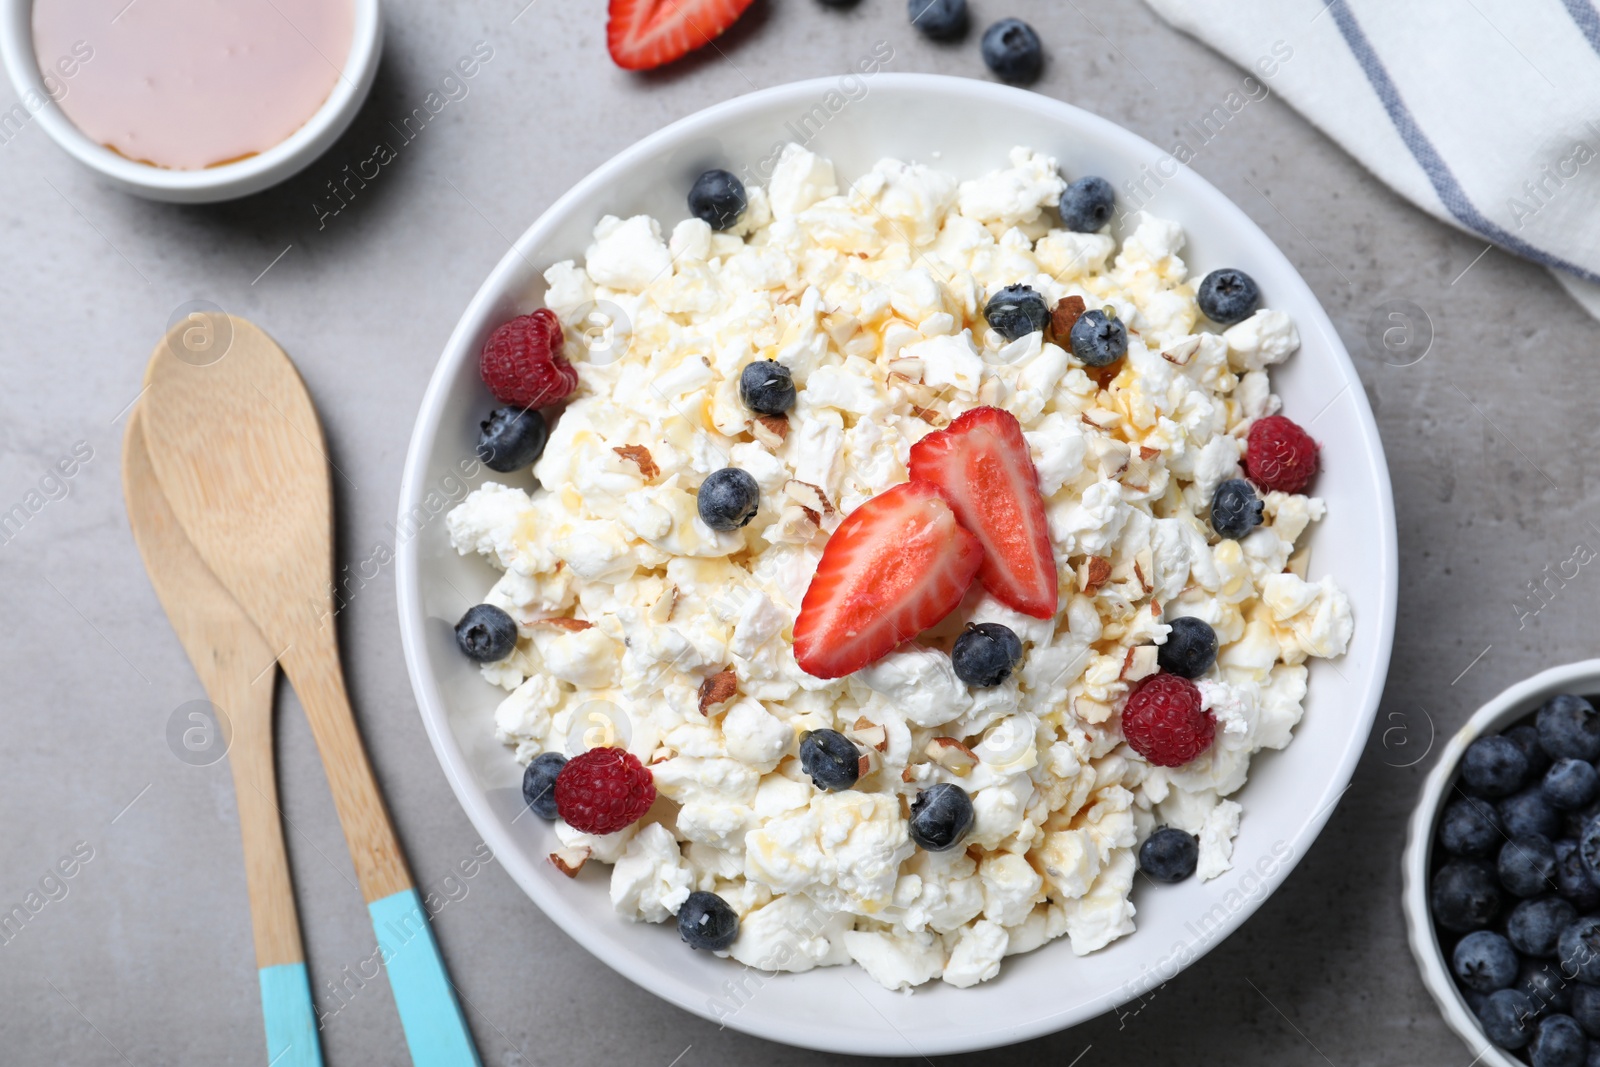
[{"x1": 1, "y1": 0, "x2": 1592, "y2": 1063}]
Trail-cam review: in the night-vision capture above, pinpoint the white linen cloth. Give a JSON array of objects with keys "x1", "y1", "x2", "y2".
[{"x1": 1146, "y1": 0, "x2": 1600, "y2": 316}]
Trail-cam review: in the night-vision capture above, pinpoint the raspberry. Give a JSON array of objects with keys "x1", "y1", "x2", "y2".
[
  {"x1": 1245, "y1": 414, "x2": 1319, "y2": 494},
  {"x1": 478, "y1": 309, "x2": 577, "y2": 409},
  {"x1": 554, "y1": 747, "x2": 655, "y2": 834},
  {"x1": 1121, "y1": 673, "x2": 1215, "y2": 767}
]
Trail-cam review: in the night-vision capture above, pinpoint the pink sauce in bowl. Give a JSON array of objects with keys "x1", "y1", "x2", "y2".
[{"x1": 32, "y1": 0, "x2": 354, "y2": 170}]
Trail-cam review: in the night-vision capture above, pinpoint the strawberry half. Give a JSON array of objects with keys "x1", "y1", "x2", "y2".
[
  {"x1": 793, "y1": 482, "x2": 983, "y2": 680},
  {"x1": 607, "y1": 0, "x2": 757, "y2": 71},
  {"x1": 908, "y1": 406, "x2": 1059, "y2": 619}
]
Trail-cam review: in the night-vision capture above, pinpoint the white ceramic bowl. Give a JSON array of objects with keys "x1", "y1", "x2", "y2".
[
  {"x1": 1403, "y1": 660, "x2": 1600, "y2": 1064},
  {"x1": 0, "y1": 0, "x2": 380, "y2": 202},
  {"x1": 397, "y1": 74, "x2": 1398, "y2": 1056}
]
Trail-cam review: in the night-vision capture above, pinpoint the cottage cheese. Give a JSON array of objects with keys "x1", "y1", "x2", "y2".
[{"x1": 447, "y1": 145, "x2": 1353, "y2": 991}]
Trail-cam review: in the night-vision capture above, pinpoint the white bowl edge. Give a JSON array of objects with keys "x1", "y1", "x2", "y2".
[
  {"x1": 0, "y1": 0, "x2": 381, "y2": 202},
  {"x1": 1402, "y1": 659, "x2": 1600, "y2": 1066},
  {"x1": 396, "y1": 74, "x2": 1400, "y2": 1056}
]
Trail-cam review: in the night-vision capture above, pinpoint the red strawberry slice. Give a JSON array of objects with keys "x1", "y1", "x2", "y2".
[
  {"x1": 908, "y1": 406, "x2": 1059, "y2": 619},
  {"x1": 607, "y1": 0, "x2": 757, "y2": 71},
  {"x1": 793, "y1": 482, "x2": 983, "y2": 680}
]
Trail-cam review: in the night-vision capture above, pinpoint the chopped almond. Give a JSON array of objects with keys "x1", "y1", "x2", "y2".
[
  {"x1": 1082, "y1": 556, "x2": 1112, "y2": 594},
  {"x1": 1081, "y1": 407, "x2": 1121, "y2": 430},
  {"x1": 1133, "y1": 548, "x2": 1154, "y2": 594},
  {"x1": 1075, "y1": 696, "x2": 1113, "y2": 724},
  {"x1": 1121, "y1": 645, "x2": 1161, "y2": 682},
  {"x1": 926, "y1": 737, "x2": 979, "y2": 776},
  {"x1": 785, "y1": 480, "x2": 835, "y2": 518},
  {"x1": 647, "y1": 585, "x2": 677, "y2": 625},
  {"x1": 750, "y1": 415, "x2": 789, "y2": 450},
  {"x1": 534, "y1": 617, "x2": 592, "y2": 632},
  {"x1": 846, "y1": 717, "x2": 889, "y2": 752},
  {"x1": 1050, "y1": 295, "x2": 1086, "y2": 343},
  {"x1": 887, "y1": 357, "x2": 925, "y2": 380},
  {"x1": 697, "y1": 668, "x2": 738, "y2": 714},
  {"x1": 1139, "y1": 445, "x2": 1160, "y2": 461},
  {"x1": 1162, "y1": 336, "x2": 1201, "y2": 366},
  {"x1": 613, "y1": 444, "x2": 659, "y2": 480},
  {"x1": 548, "y1": 848, "x2": 590, "y2": 877}
]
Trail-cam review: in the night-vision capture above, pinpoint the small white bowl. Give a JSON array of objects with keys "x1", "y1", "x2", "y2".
[
  {"x1": 0, "y1": 0, "x2": 380, "y2": 202},
  {"x1": 1403, "y1": 660, "x2": 1600, "y2": 1065},
  {"x1": 397, "y1": 75, "x2": 1399, "y2": 1055}
]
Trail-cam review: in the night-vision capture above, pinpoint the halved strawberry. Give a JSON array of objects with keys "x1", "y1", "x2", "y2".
[
  {"x1": 793, "y1": 482, "x2": 983, "y2": 680},
  {"x1": 908, "y1": 406, "x2": 1059, "y2": 619},
  {"x1": 607, "y1": 0, "x2": 757, "y2": 71}
]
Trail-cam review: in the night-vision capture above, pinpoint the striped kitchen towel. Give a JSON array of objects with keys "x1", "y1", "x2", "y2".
[{"x1": 1145, "y1": 0, "x2": 1600, "y2": 316}]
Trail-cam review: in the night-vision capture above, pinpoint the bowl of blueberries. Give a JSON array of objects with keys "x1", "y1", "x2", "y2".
[{"x1": 1405, "y1": 660, "x2": 1600, "y2": 1067}]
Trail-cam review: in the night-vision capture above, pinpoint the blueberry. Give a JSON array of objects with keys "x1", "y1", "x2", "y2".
[
  {"x1": 951, "y1": 623, "x2": 1024, "y2": 688},
  {"x1": 1157, "y1": 617, "x2": 1217, "y2": 680},
  {"x1": 1439, "y1": 795, "x2": 1505, "y2": 858},
  {"x1": 1139, "y1": 827, "x2": 1199, "y2": 884},
  {"x1": 1566, "y1": 799, "x2": 1600, "y2": 841},
  {"x1": 981, "y1": 18, "x2": 1044, "y2": 84},
  {"x1": 909, "y1": 783, "x2": 975, "y2": 851},
  {"x1": 1455, "y1": 930, "x2": 1521, "y2": 992},
  {"x1": 677, "y1": 891, "x2": 739, "y2": 951},
  {"x1": 688, "y1": 169, "x2": 747, "y2": 231},
  {"x1": 1512, "y1": 722, "x2": 1557, "y2": 778},
  {"x1": 1196, "y1": 268, "x2": 1261, "y2": 326},
  {"x1": 1532, "y1": 1014, "x2": 1589, "y2": 1067},
  {"x1": 696, "y1": 468, "x2": 760, "y2": 531},
  {"x1": 1559, "y1": 916, "x2": 1600, "y2": 984},
  {"x1": 1432, "y1": 860, "x2": 1503, "y2": 932},
  {"x1": 1501, "y1": 835, "x2": 1560, "y2": 898},
  {"x1": 799, "y1": 729, "x2": 860, "y2": 791},
  {"x1": 1511, "y1": 897, "x2": 1580, "y2": 958},
  {"x1": 985, "y1": 284, "x2": 1051, "y2": 342},
  {"x1": 1503, "y1": 788, "x2": 1562, "y2": 840},
  {"x1": 739, "y1": 360, "x2": 795, "y2": 416},
  {"x1": 1555, "y1": 839, "x2": 1600, "y2": 910},
  {"x1": 1549, "y1": 761, "x2": 1600, "y2": 811},
  {"x1": 1210, "y1": 479, "x2": 1264, "y2": 540},
  {"x1": 1059, "y1": 176, "x2": 1115, "y2": 233},
  {"x1": 1479, "y1": 988, "x2": 1537, "y2": 1049},
  {"x1": 521, "y1": 752, "x2": 567, "y2": 820},
  {"x1": 1462, "y1": 735, "x2": 1532, "y2": 799},
  {"x1": 907, "y1": 0, "x2": 968, "y2": 40},
  {"x1": 1068, "y1": 307, "x2": 1128, "y2": 367},
  {"x1": 1542, "y1": 696, "x2": 1600, "y2": 762},
  {"x1": 1579, "y1": 816, "x2": 1600, "y2": 883},
  {"x1": 1588, "y1": 1042, "x2": 1600, "y2": 1067},
  {"x1": 1573, "y1": 984, "x2": 1600, "y2": 1036},
  {"x1": 455, "y1": 604, "x2": 518, "y2": 662},
  {"x1": 1525, "y1": 960, "x2": 1576, "y2": 1017},
  {"x1": 477, "y1": 406, "x2": 549, "y2": 473}
]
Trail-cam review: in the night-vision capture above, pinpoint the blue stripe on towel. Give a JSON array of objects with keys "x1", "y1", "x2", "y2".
[
  {"x1": 1327, "y1": 0, "x2": 1600, "y2": 284},
  {"x1": 1560, "y1": 0, "x2": 1600, "y2": 58}
]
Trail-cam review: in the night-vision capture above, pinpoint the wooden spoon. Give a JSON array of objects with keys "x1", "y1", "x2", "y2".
[
  {"x1": 122, "y1": 410, "x2": 323, "y2": 1067},
  {"x1": 138, "y1": 315, "x2": 481, "y2": 1067}
]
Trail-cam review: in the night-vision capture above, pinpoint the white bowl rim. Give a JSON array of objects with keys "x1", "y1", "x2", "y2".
[
  {"x1": 396, "y1": 73, "x2": 1400, "y2": 1055},
  {"x1": 1402, "y1": 658, "x2": 1600, "y2": 1066},
  {"x1": 0, "y1": 0, "x2": 381, "y2": 200}
]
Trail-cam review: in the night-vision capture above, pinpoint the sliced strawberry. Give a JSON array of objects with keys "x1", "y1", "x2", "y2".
[
  {"x1": 793, "y1": 482, "x2": 982, "y2": 680},
  {"x1": 607, "y1": 0, "x2": 756, "y2": 71},
  {"x1": 908, "y1": 406, "x2": 1059, "y2": 619}
]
